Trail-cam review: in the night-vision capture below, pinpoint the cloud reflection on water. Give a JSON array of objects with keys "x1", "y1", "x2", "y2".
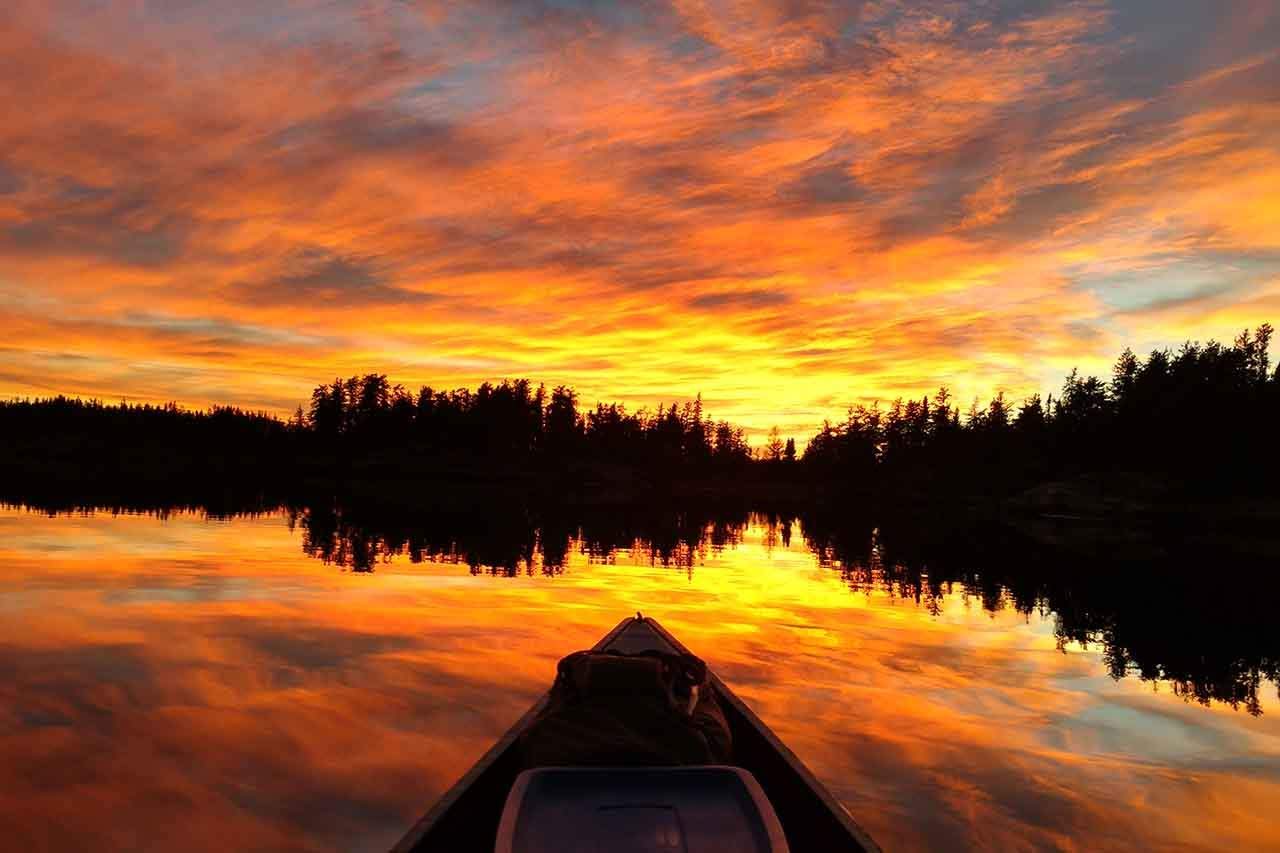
[{"x1": 0, "y1": 507, "x2": 1277, "y2": 852}]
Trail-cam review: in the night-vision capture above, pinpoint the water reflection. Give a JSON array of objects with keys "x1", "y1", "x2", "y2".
[
  {"x1": 280, "y1": 498, "x2": 1280, "y2": 717},
  {"x1": 1, "y1": 498, "x2": 1279, "y2": 852},
  {"x1": 290, "y1": 500, "x2": 753, "y2": 575}
]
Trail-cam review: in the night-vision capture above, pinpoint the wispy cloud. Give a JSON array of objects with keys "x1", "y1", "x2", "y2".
[{"x1": 1, "y1": 0, "x2": 1277, "y2": 436}]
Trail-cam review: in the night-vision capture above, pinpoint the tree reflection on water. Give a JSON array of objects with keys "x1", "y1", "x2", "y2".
[
  {"x1": 277, "y1": 496, "x2": 1280, "y2": 716},
  {"x1": 7, "y1": 492, "x2": 1278, "y2": 716}
]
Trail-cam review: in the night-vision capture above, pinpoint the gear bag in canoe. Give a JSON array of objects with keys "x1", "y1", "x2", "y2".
[{"x1": 518, "y1": 649, "x2": 732, "y2": 768}]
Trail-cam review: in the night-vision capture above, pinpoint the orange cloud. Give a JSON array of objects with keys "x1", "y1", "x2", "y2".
[{"x1": 1, "y1": 1, "x2": 1278, "y2": 440}]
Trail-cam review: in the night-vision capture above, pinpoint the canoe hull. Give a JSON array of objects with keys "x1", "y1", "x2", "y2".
[{"x1": 391, "y1": 616, "x2": 879, "y2": 853}]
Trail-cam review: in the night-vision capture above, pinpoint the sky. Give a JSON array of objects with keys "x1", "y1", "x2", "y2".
[{"x1": 1, "y1": 0, "x2": 1278, "y2": 438}]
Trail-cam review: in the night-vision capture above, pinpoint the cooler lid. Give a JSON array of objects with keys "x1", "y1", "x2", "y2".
[{"x1": 494, "y1": 766, "x2": 789, "y2": 853}]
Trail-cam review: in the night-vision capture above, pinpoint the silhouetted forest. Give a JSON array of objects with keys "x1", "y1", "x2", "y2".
[
  {"x1": 302, "y1": 376, "x2": 753, "y2": 474},
  {"x1": 0, "y1": 379, "x2": 754, "y2": 498},
  {"x1": 803, "y1": 324, "x2": 1278, "y2": 502},
  {"x1": 0, "y1": 396, "x2": 293, "y2": 489},
  {"x1": 2, "y1": 324, "x2": 1277, "y2": 510}
]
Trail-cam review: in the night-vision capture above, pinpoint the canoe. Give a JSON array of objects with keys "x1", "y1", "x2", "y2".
[{"x1": 391, "y1": 614, "x2": 880, "y2": 853}]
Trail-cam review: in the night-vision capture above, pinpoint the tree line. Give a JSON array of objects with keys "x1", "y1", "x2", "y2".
[
  {"x1": 1, "y1": 323, "x2": 1276, "y2": 498},
  {"x1": 302, "y1": 376, "x2": 753, "y2": 469},
  {"x1": 0, "y1": 396, "x2": 292, "y2": 487},
  {"x1": 803, "y1": 324, "x2": 1277, "y2": 497}
]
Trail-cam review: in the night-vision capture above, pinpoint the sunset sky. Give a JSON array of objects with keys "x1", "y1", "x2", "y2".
[{"x1": 2, "y1": 0, "x2": 1278, "y2": 438}]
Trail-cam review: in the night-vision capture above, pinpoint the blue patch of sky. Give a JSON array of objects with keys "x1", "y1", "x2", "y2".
[
  {"x1": 394, "y1": 62, "x2": 508, "y2": 120},
  {"x1": 0, "y1": 162, "x2": 23, "y2": 195},
  {"x1": 1067, "y1": 255, "x2": 1269, "y2": 315},
  {"x1": 108, "y1": 311, "x2": 342, "y2": 354},
  {"x1": 1098, "y1": 1, "x2": 1280, "y2": 99},
  {"x1": 668, "y1": 32, "x2": 715, "y2": 61},
  {"x1": 536, "y1": 0, "x2": 652, "y2": 30}
]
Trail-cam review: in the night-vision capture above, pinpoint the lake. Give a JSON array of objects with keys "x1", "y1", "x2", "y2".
[{"x1": 2, "y1": 502, "x2": 1278, "y2": 852}]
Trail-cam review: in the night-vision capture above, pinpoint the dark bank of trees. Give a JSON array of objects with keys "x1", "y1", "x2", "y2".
[
  {"x1": 296, "y1": 322, "x2": 1278, "y2": 502},
  {"x1": 0, "y1": 395, "x2": 293, "y2": 493},
  {"x1": 302, "y1": 375, "x2": 753, "y2": 474},
  {"x1": 803, "y1": 324, "x2": 1279, "y2": 501},
  {"x1": 1, "y1": 323, "x2": 1277, "y2": 505},
  {"x1": 0, "y1": 377, "x2": 756, "y2": 498}
]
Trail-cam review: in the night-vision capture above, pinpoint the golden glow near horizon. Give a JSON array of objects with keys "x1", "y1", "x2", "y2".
[{"x1": 2, "y1": 1, "x2": 1279, "y2": 439}]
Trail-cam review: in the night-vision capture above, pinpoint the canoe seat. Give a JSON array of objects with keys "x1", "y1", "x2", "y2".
[{"x1": 494, "y1": 766, "x2": 789, "y2": 853}]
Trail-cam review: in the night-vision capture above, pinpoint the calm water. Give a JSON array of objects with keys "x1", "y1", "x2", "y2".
[{"x1": 2, "y1": 504, "x2": 1278, "y2": 852}]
